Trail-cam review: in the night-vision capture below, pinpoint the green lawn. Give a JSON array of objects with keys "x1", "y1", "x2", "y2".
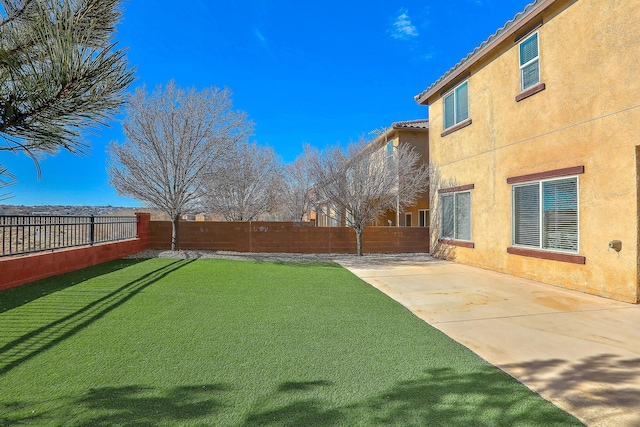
[{"x1": 0, "y1": 258, "x2": 582, "y2": 426}]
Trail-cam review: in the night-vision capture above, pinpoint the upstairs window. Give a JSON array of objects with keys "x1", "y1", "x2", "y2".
[
  {"x1": 443, "y1": 81, "x2": 469, "y2": 130},
  {"x1": 519, "y1": 32, "x2": 540, "y2": 91}
]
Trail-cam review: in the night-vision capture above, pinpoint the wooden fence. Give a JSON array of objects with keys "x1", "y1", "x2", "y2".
[{"x1": 149, "y1": 221, "x2": 429, "y2": 254}]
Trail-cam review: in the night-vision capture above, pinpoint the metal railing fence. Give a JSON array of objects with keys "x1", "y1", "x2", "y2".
[{"x1": 0, "y1": 215, "x2": 138, "y2": 257}]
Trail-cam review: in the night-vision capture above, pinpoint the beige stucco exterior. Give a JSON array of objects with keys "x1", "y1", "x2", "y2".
[
  {"x1": 419, "y1": 0, "x2": 640, "y2": 302},
  {"x1": 316, "y1": 121, "x2": 430, "y2": 228},
  {"x1": 371, "y1": 125, "x2": 430, "y2": 227}
]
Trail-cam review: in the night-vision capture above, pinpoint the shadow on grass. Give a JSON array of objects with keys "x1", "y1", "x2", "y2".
[
  {"x1": 359, "y1": 367, "x2": 580, "y2": 426},
  {"x1": 0, "y1": 259, "x2": 148, "y2": 314},
  {"x1": 1, "y1": 383, "x2": 232, "y2": 426},
  {"x1": 0, "y1": 368, "x2": 583, "y2": 426},
  {"x1": 241, "y1": 368, "x2": 582, "y2": 427},
  {"x1": 0, "y1": 259, "x2": 193, "y2": 375},
  {"x1": 243, "y1": 380, "x2": 342, "y2": 427},
  {"x1": 73, "y1": 384, "x2": 232, "y2": 426}
]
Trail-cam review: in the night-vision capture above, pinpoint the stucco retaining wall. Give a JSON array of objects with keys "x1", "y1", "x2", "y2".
[{"x1": 0, "y1": 213, "x2": 150, "y2": 291}]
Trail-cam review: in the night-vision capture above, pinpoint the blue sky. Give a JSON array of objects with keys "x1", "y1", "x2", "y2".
[{"x1": 3, "y1": 0, "x2": 532, "y2": 207}]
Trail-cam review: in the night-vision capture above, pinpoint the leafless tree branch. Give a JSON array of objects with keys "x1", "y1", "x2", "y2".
[{"x1": 107, "y1": 80, "x2": 252, "y2": 249}]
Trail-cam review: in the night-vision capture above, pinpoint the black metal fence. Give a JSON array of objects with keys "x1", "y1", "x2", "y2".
[{"x1": 0, "y1": 215, "x2": 138, "y2": 257}]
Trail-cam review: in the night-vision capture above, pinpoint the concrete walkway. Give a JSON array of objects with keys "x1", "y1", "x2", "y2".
[{"x1": 338, "y1": 255, "x2": 640, "y2": 427}]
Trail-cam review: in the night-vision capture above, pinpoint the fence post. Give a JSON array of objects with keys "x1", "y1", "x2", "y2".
[{"x1": 90, "y1": 215, "x2": 95, "y2": 246}]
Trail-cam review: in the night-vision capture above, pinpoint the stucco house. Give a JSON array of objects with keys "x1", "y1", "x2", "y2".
[
  {"x1": 315, "y1": 119, "x2": 429, "y2": 228},
  {"x1": 370, "y1": 119, "x2": 430, "y2": 227},
  {"x1": 415, "y1": 0, "x2": 640, "y2": 302}
]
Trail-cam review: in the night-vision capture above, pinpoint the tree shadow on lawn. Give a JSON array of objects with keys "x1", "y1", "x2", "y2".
[
  {"x1": 1, "y1": 383, "x2": 232, "y2": 426},
  {"x1": 243, "y1": 380, "x2": 343, "y2": 427},
  {"x1": 0, "y1": 369, "x2": 582, "y2": 426},
  {"x1": 242, "y1": 368, "x2": 582, "y2": 427},
  {"x1": 74, "y1": 384, "x2": 233, "y2": 427},
  {"x1": 0, "y1": 259, "x2": 193, "y2": 375},
  {"x1": 0, "y1": 258, "x2": 148, "y2": 314}
]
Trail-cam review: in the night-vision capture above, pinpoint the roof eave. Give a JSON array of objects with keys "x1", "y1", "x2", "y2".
[
  {"x1": 414, "y1": 0, "x2": 558, "y2": 106},
  {"x1": 369, "y1": 119, "x2": 430, "y2": 147}
]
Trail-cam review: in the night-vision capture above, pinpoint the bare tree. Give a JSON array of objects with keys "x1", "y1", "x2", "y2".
[
  {"x1": 279, "y1": 144, "x2": 317, "y2": 221},
  {"x1": 0, "y1": 165, "x2": 14, "y2": 200},
  {"x1": 0, "y1": 0, "x2": 134, "y2": 186},
  {"x1": 107, "y1": 81, "x2": 251, "y2": 250},
  {"x1": 394, "y1": 143, "x2": 431, "y2": 215},
  {"x1": 203, "y1": 141, "x2": 282, "y2": 221},
  {"x1": 311, "y1": 139, "x2": 430, "y2": 256},
  {"x1": 427, "y1": 163, "x2": 457, "y2": 261}
]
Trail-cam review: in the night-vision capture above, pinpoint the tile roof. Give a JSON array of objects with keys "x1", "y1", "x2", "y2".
[
  {"x1": 367, "y1": 119, "x2": 429, "y2": 149},
  {"x1": 392, "y1": 119, "x2": 429, "y2": 130},
  {"x1": 414, "y1": 0, "x2": 553, "y2": 104}
]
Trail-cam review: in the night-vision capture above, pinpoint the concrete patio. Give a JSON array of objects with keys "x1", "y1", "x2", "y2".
[{"x1": 338, "y1": 256, "x2": 640, "y2": 427}]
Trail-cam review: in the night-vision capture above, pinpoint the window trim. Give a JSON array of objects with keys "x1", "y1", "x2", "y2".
[
  {"x1": 519, "y1": 31, "x2": 540, "y2": 92},
  {"x1": 418, "y1": 209, "x2": 429, "y2": 227},
  {"x1": 507, "y1": 246, "x2": 585, "y2": 264},
  {"x1": 405, "y1": 213, "x2": 412, "y2": 227},
  {"x1": 516, "y1": 82, "x2": 546, "y2": 102},
  {"x1": 438, "y1": 183, "x2": 475, "y2": 194},
  {"x1": 513, "y1": 20, "x2": 543, "y2": 44},
  {"x1": 440, "y1": 239, "x2": 475, "y2": 249},
  {"x1": 510, "y1": 173, "x2": 582, "y2": 259},
  {"x1": 441, "y1": 118, "x2": 472, "y2": 137},
  {"x1": 439, "y1": 186, "x2": 473, "y2": 244},
  {"x1": 442, "y1": 80, "x2": 470, "y2": 133},
  {"x1": 507, "y1": 166, "x2": 584, "y2": 185}
]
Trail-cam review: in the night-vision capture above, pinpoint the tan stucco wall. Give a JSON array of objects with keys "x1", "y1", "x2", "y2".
[
  {"x1": 372, "y1": 129, "x2": 430, "y2": 227},
  {"x1": 426, "y1": 0, "x2": 640, "y2": 302}
]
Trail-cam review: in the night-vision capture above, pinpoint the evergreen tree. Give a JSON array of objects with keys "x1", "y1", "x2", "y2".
[{"x1": 0, "y1": 0, "x2": 134, "y2": 188}]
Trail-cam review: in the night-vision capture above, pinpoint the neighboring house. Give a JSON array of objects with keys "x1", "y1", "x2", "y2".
[
  {"x1": 315, "y1": 119, "x2": 430, "y2": 228},
  {"x1": 415, "y1": 0, "x2": 640, "y2": 302},
  {"x1": 372, "y1": 119, "x2": 430, "y2": 227},
  {"x1": 315, "y1": 204, "x2": 344, "y2": 227}
]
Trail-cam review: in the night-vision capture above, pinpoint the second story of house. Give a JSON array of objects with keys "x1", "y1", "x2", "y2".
[
  {"x1": 368, "y1": 119, "x2": 429, "y2": 166},
  {"x1": 414, "y1": 0, "x2": 640, "y2": 167}
]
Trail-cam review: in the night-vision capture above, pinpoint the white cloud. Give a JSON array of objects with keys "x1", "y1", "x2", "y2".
[
  {"x1": 254, "y1": 28, "x2": 267, "y2": 46},
  {"x1": 421, "y1": 52, "x2": 435, "y2": 61},
  {"x1": 391, "y1": 8, "x2": 418, "y2": 40}
]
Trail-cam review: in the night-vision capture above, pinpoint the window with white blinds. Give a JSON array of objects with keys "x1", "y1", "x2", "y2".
[
  {"x1": 455, "y1": 192, "x2": 471, "y2": 241},
  {"x1": 519, "y1": 32, "x2": 540, "y2": 91},
  {"x1": 441, "y1": 190, "x2": 471, "y2": 241},
  {"x1": 512, "y1": 176, "x2": 578, "y2": 253},
  {"x1": 441, "y1": 194, "x2": 455, "y2": 238},
  {"x1": 443, "y1": 81, "x2": 469, "y2": 130}
]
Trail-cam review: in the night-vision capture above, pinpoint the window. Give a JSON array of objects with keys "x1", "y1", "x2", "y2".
[
  {"x1": 384, "y1": 141, "x2": 395, "y2": 169},
  {"x1": 405, "y1": 213, "x2": 412, "y2": 227},
  {"x1": 418, "y1": 209, "x2": 429, "y2": 227},
  {"x1": 441, "y1": 191, "x2": 471, "y2": 241},
  {"x1": 443, "y1": 81, "x2": 469, "y2": 130},
  {"x1": 386, "y1": 141, "x2": 394, "y2": 158},
  {"x1": 512, "y1": 177, "x2": 578, "y2": 253},
  {"x1": 519, "y1": 32, "x2": 539, "y2": 91}
]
